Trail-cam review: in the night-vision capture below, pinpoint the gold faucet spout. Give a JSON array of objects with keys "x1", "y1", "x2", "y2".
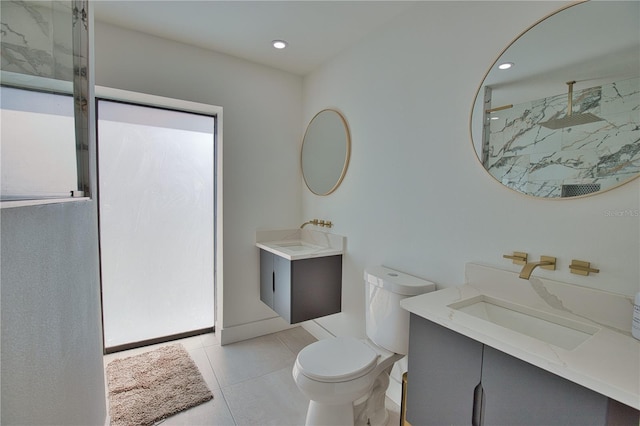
[
  {"x1": 300, "y1": 219, "x2": 318, "y2": 229},
  {"x1": 519, "y1": 256, "x2": 556, "y2": 279}
]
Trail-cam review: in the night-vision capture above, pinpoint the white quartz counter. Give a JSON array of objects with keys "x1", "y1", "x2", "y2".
[
  {"x1": 256, "y1": 228, "x2": 344, "y2": 260},
  {"x1": 400, "y1": 263, "x2": 640, "y2": 410}
]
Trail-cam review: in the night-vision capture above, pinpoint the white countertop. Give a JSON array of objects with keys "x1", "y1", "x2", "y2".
[
  {"x1": 400, "y1": 263, "x2": 640, "y2": 410},
  {"x1": 256, "y1": 228, "x2": 344, "y2": 260}
]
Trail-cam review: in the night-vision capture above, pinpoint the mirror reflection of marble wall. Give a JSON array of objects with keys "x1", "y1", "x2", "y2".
[
  {"x1": 485, "y1": 77, "x2": 639, "y2": 198},
  {"x1": 1, "y1": 1, "x2": 74, "y2": 81},
  {"x1": 472, "y1": 1, "x2": 640, "y2": 198}
]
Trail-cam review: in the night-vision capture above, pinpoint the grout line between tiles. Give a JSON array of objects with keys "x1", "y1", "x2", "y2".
[
  {"x1": 274, "y1": 335, "x2": 297, "y2": 356},
  {"x1": 218, "y1": 385, "x2": 239, "y2": 426}
]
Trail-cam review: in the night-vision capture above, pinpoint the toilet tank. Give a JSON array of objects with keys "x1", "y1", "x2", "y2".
[{"x1": 364, "y1": 266, "x2": 435, "y2": 354}]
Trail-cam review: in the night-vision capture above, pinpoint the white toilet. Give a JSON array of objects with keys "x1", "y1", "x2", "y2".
[{"x1": 292, "y1": 266, "x2": 435, "y2": 426}]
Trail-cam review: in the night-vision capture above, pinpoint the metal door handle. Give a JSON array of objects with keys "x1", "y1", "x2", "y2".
[{"x1": 472, "y1": 382, "x2": 484, "y2": 426}]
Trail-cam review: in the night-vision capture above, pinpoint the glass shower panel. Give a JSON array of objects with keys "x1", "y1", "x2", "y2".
[
  {"x1": 1, "y1": 0, "x2": 90, "y2": 200},
  {"x1": 1, "y1": 87, "x2": 77, "y2": 199},
  {"x1": 98, "y1": 100, "x2": 215, "y2": 349}
]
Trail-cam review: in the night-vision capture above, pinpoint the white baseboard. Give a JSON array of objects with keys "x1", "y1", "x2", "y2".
[
  {"x1": 219, "y1": 316, "x2": 296, "y2": 345},
  {"x1": 300, "y1": 320, "x2": 336, "y2": 341}
]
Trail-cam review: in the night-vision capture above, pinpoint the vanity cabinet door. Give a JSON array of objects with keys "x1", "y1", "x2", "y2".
[
  {"x1": 289, "y1": 255, "x2": 342, "y2": 324},
  {"x1": 481, "y1": 345, "x2": 609, "y2": 426},
  {"x1": 259, "y1": 250, "x2": 275, "y2": 309},
  {"x1": 259, "y1": 250, "x2": 292, "y2": 322},
  {"x1": 273, "y1": 254, "x2": 292, "y2": 322},
  {"x1": 406, "y1": 315, "x2": 483, "y2": 426}
]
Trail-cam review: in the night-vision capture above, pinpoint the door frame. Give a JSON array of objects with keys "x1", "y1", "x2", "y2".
[{"x1": 95, "y1": 86, "x2": 223, "y2": 353}]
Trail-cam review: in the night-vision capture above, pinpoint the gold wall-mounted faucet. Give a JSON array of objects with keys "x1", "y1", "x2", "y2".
[
  {"x1": 300, "y1": 219, "x2": 333, "y2": 229},
  {"x1": 519, "y1": 256, "x2": 556, "y2": 279},
  {"x1": 300, "y1": 219, "x2": 319, "y2": 228}
]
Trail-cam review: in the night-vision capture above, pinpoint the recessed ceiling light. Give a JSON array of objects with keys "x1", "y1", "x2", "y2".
[
  {"x1": 272, "y1": 40, "x2": 288, "y2": 50},
  {"x1": 498, "y1": 62, "x2": 514, "y2": 70}
]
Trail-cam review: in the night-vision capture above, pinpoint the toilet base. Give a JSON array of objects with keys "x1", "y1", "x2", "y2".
[
  {"x1": 303, "y1": 367, "x2": 394, "y2": 426},
  {"x1": 305, "y1": 400, "x2": 391, "y2": 426},
  {"x1": 305, "y1": 401, "x2": 354, "y2": 426},
  {"x1": 354, "y1": 366, "x2": 392, "y2": 426}
]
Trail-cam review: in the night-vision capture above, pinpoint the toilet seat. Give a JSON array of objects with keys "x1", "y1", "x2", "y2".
[{"x1": 296, "y1": 337, "x2": 379, "y2": 383}]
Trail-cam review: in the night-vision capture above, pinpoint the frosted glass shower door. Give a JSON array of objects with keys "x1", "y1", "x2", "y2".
[{"x1": 98, "y1": 100, "x2": 215, "y2": 349}]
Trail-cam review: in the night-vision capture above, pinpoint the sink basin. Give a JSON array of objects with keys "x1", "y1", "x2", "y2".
[
  {"x1": 275, "y1": 242, "x2": 317, "y2": 251},
  {"x1": 449, "y1": 296, "x2": 599, "y2": 350},
  {"x1": 256, "y1": 228, "x2": 345, "y2": 260}
]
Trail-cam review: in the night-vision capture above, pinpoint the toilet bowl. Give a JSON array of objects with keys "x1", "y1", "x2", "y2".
[
  {"x1": 293, "y1": 337, "x2": 402, "y2": 426},
  {"x1": 292, "y1": 266, "x2": 435, "y2": 426}
]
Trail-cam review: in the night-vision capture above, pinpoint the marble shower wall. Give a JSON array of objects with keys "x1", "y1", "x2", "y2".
[
  {"x1": 485, "y1": 77, "x2": 640, "y2": 197},
  {"x1": 1, "y1": 1, "x2": 74, "y2": 81}
]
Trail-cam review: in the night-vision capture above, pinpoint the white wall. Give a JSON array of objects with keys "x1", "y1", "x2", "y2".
[
  {"x1": 95, "y1": 22, "x2": 304, "y2": 343},
  {"x1": 301, "y1": 1, "x2": 640, "y2": 341}
]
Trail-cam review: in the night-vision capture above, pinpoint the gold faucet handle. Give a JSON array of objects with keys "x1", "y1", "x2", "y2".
[
  {"x1": 539, "y1": 255, "x2": 556, "y2": 270},
  {"x1": 569, "y1": 260, "x2": 599, "y2": 276},
  {"x1": 503, "y1": 252, "x2": 528, "y2": 265},
  {"x1": 324, "y1": 221, "x2": 333, "y2": 228},
  {"x1": 318, "y1": 220, "x2": 325, "y2": 227}
]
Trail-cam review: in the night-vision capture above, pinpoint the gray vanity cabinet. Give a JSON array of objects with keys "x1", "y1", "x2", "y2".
[
  {"x1": 406, "y1": 313, "x2": 483, "y2": 425},
  {"x1": 259, "y1": 249, "x2": 342, "y2": 324},
  {"x1": 406, "y1": 314, "x2": 638, "y2": 425},
  {"x1": 480, "y1": 344, "x2": 607, "y2": 425}
]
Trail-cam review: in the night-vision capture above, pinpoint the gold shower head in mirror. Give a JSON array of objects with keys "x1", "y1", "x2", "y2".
[{"x1": 540, "y1": 81, "x2": 604, "y2": 129}]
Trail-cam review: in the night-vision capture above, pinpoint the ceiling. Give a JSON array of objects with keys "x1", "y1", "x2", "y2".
[
  {"x1": 92, "y1": 1, "x2": 417, "y2": 76},
  {"x1": 93, "y1": 1, "x2": 639, "y2": 90}
]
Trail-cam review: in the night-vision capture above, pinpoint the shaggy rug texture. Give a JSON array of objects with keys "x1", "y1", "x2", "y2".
[{"x1": 106, "y1": 344, "x2": 213, "y2": 426}]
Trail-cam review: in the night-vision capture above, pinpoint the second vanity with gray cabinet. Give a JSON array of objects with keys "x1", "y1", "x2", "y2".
[
  {"x1": 256, "y1": 229, "x2": 344, "y2": 324},
  {"x1": 401, "y1": 263, "x2": 640, "y2": 425},
  {"x1": 406, "y1": 316, "x2": 636, "y2": 425},
  {"x1": 259, "y1": 250, "x2": 341, "y2": 324}
]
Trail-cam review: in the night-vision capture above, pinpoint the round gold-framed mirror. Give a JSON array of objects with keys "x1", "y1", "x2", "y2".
[
  {"x1": 301, "y1": 109, "x2": 351, "y2": 196},
  {"x1": 470, "y1": 1, "x2": 639, "y2": 198}
]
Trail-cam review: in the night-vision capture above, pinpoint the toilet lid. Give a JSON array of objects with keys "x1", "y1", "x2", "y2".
[{"x1": 296, "y1": 337, "x2": 379, "y2": 383}]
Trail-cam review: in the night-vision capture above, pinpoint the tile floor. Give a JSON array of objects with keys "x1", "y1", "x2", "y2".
[{"x1": 103, "y1": 327, "x2": 401, "y2": 426}]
